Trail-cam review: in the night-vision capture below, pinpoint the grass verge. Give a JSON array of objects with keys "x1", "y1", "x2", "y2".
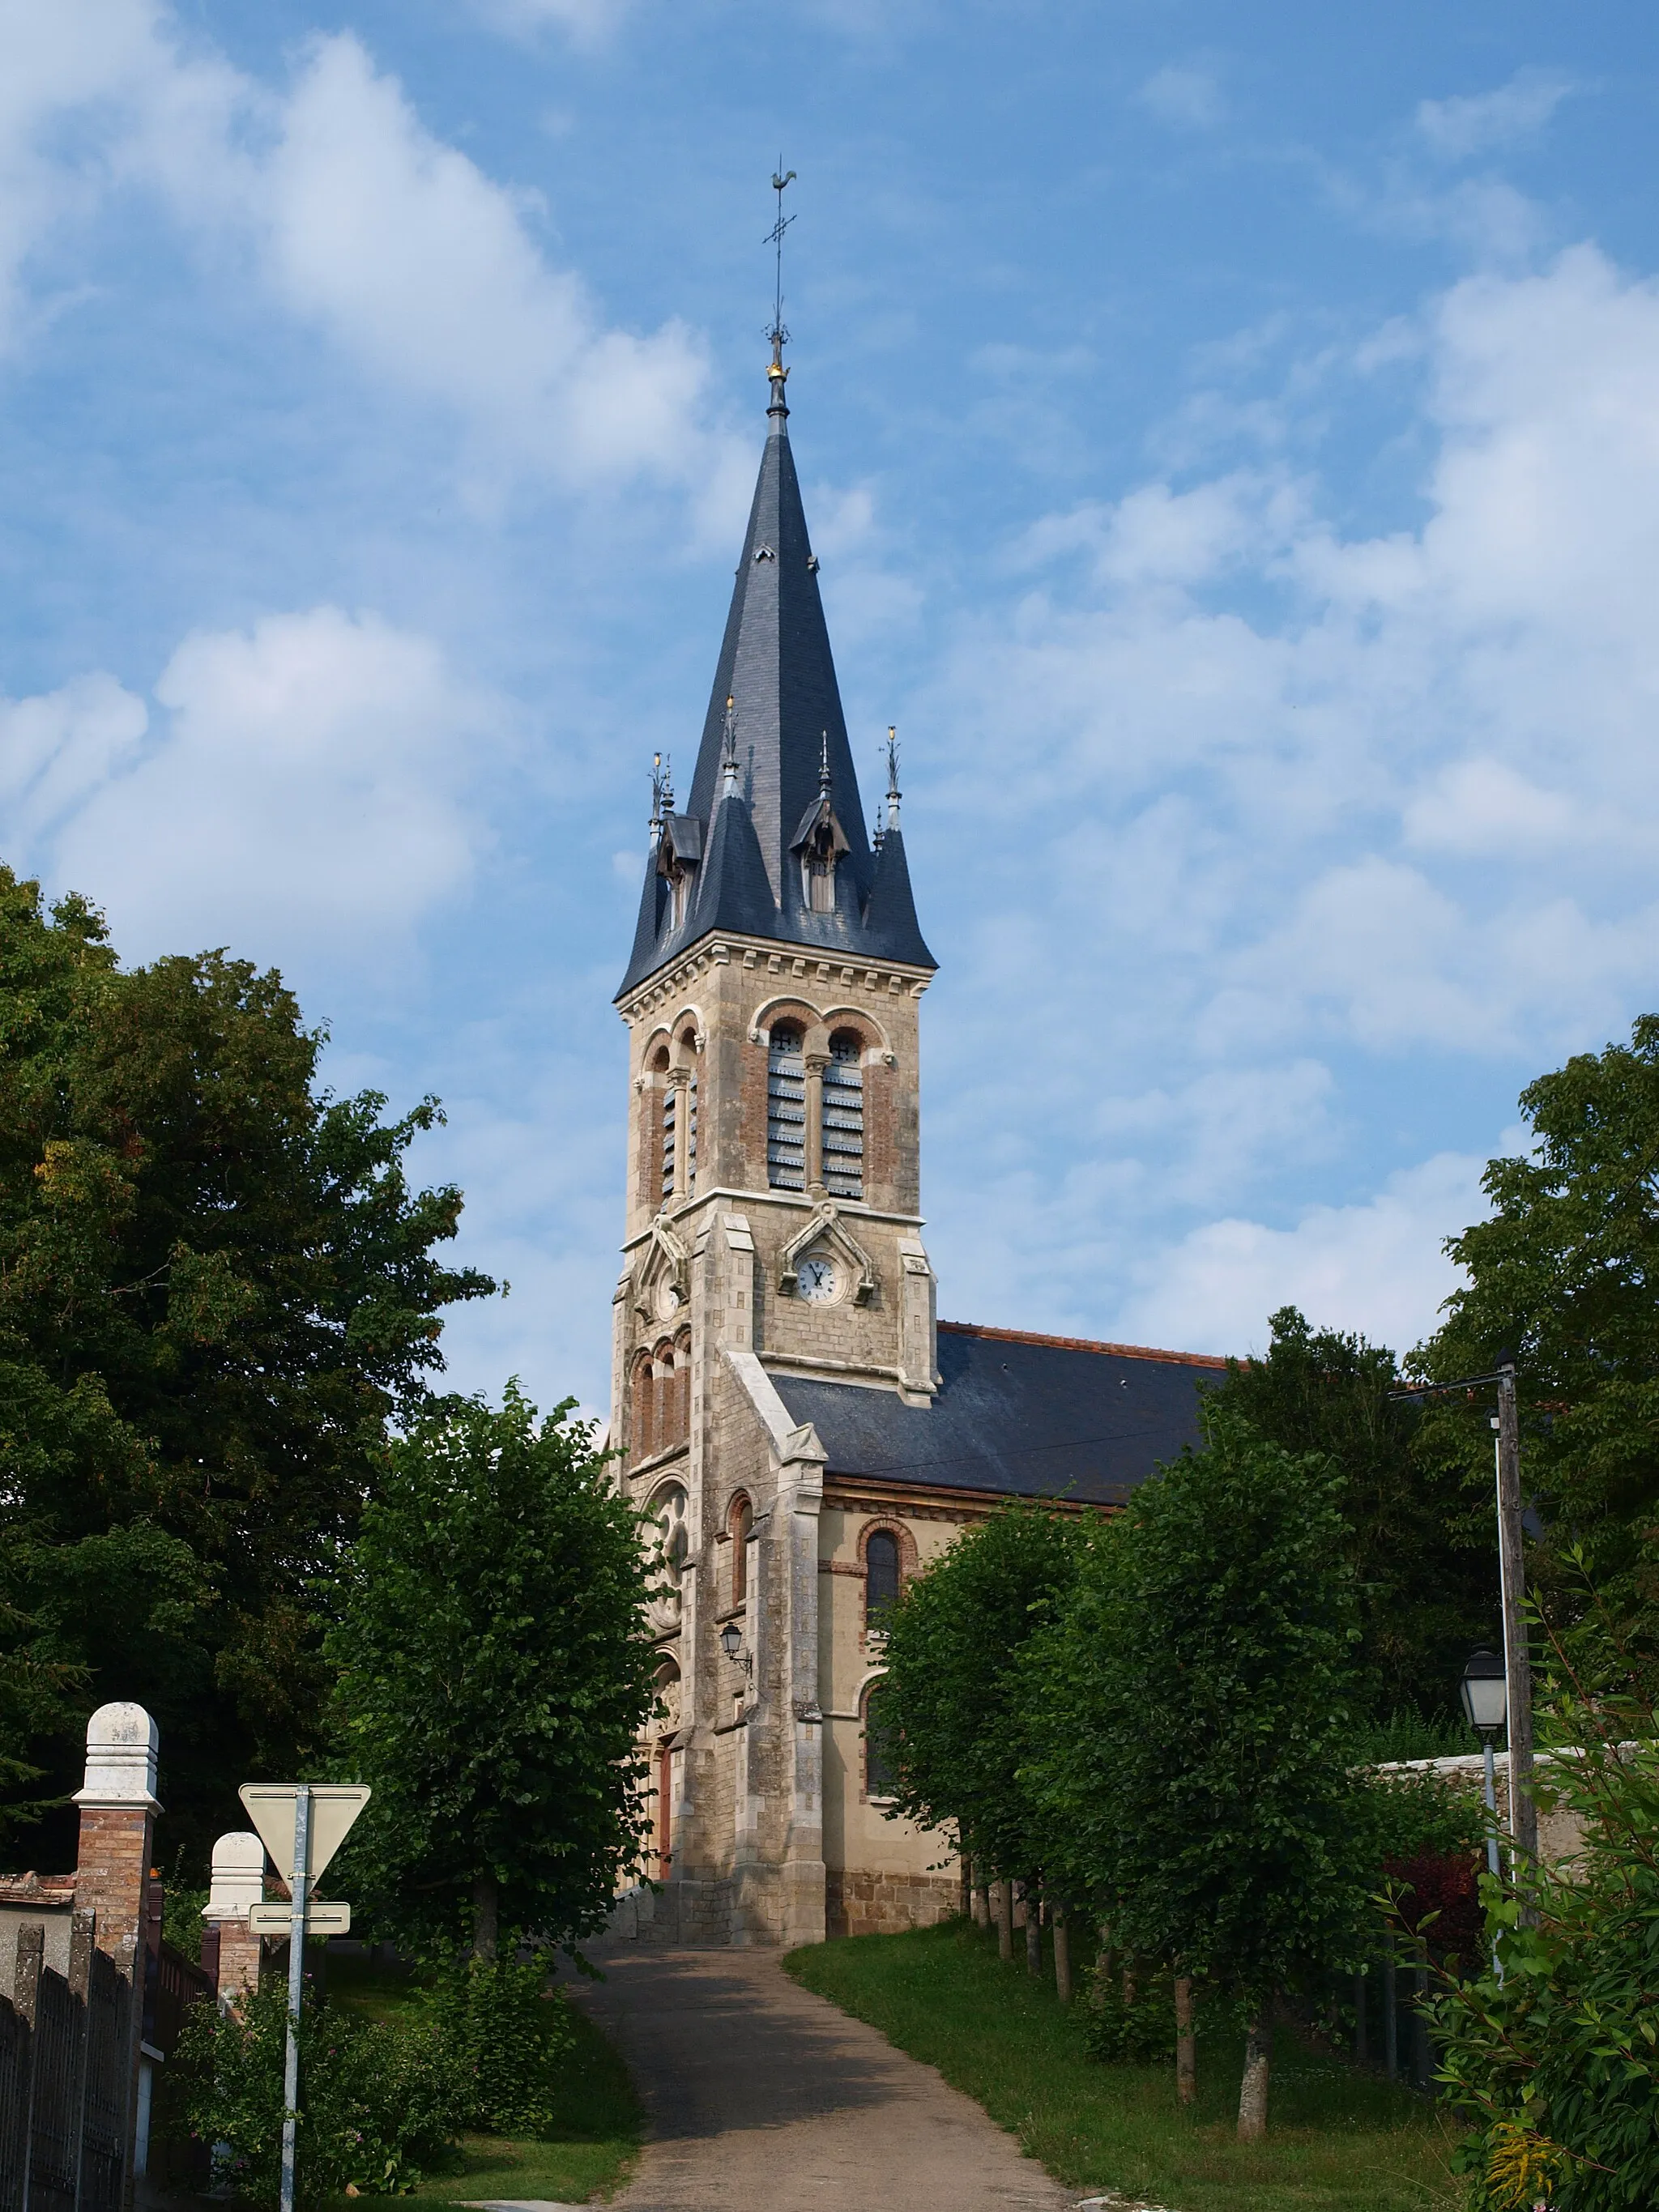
[
  {"x1": 323, "y1": 1954, "x2": 642, "y2": 2208},
  {"x1": 784, "y1": 1920, "x2": 1462, "y2": 2212}
]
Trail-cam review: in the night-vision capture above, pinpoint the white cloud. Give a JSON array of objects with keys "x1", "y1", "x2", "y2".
[
  {"x1": 1115, "y1": 1150, "x2": 1486, "y2": 1361},
  {"x1": 50, "y1": 607, "x2": 501, "y2": 964},
  {"x1": 1416, "y1": 70, "x2": 1573, "y2": 164},
  {"x1": 1137, "y1": 65, "x2": 1225, "y2": 132},
  {"x1": 0, "y1": 675, "x2": 148, "y2": 846},
  {"x1": 0, "y1": 4, "x2": 725, "y2": 497},
  {"x1": 927, "y1": 243, "x2": 1659, "y2": 1072},
  {"x1": 258, "y1": 35, "x2": 715, "y2": 492}
]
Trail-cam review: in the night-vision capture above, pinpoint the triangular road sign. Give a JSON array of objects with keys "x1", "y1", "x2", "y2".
[{"x1": 239, "y1": 1784, "x2": 371, "y2": 1882}]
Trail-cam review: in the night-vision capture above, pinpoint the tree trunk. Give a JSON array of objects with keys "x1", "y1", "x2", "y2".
[
  {"x1": 1052, "y1": 1909, "x2": 1071, "y2": 2005},
  {"x1": 975, "y1": 1879, "x2": 991, "y2": 1928},
  {"x1": 471, "y1": 1873, "x2": 499, "y2": 1961},
  {"x1": 1025, "y1": 1886, "x2": 1042, "y2": 1976},
  {"x1": 1175, "y1": 1975, "x2": 1195, "y2": 2105},
  {"x1": 995, "y1": 1880, "x2": 1013, "y2": 1962},
  {"x1": 1237, "y1": 2006, "x2": 1272, "y2": 2141}
]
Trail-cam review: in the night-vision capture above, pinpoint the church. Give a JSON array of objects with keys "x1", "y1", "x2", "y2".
[{"x1": 609, "y1": 338, "x2": 1224, "y2": 1947}]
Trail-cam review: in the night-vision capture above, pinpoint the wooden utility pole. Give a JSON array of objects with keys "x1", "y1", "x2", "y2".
[{"x1": 1495, "y1": 1362, "x2": 1538, "y2": 1865}]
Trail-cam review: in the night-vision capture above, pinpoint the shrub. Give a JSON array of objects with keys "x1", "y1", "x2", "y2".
[
  {"x1": 432, "y1": 1952, "x2": 577, "y2": 2137},
  {"x1": 165, "y1": 1979, "x2": 467, "y2": 2201},
  {"x1": 1428, "y1": 1677, "x2": 1659, "y2": 2210},
  {"x1": 1080, "y1": 1961, "x2": 1177, "y2": 2065}
]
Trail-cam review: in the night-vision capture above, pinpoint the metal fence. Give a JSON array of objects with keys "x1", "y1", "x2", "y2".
[{"x1": 0, "y1": 1915, "x2": 133, "y2": 2212}]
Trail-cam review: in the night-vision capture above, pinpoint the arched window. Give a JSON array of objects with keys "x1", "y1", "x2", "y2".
[
  {"x1": 729, "y1": 1494, "x2": 753, "y2": 1606},
  {"x1": 767, "y1": 1024, "x2": 806, "y2": 1190},
  {"x1": 865, "y1": 1528, "x2": 901, "y2": 1627},
  {"x1": 822, "y1": 1030, "x2": 864, "y2": 1200},
  {"x1": 652, "y1": 1047, "x2": 674, "y2": 1206},
  {"x1": 632, "y1": 1352, "x2": 655, "y2": 1462},
  {"x1": 672, "y1": 1329, "x2": 692, "y2": 1446},
  {"x1": 863, "y1": 1680, "x2": 897, "y2": 1800},
  {"x1": 804, "y1": 825, "x2": 837, "y2": 913},
  {"x1": 650, "y1": 1660, "x2": 680, "y2": 1878},
  {"x1": 680, "y1": 1033, "x2": 699, "y2": 1195}
]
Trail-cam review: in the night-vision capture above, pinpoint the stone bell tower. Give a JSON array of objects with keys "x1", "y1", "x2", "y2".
[{"x1": 611, "y1": 336, "x2": 937, "y2": 1944}]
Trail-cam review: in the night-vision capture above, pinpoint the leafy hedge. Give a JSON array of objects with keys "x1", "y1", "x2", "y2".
[{"x1": 164, "y1": 1955, "x2": 577, "y2": 2202}]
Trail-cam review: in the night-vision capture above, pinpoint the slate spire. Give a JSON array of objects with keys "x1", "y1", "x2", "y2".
[{"x1": 616, "y1": 356, "x2": 934, "y2": 998}]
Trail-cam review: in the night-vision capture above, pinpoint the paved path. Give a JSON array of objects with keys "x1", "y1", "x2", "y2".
[{"x1": 570, "y1": 1945, "x2": 1075, "y2": 2212}]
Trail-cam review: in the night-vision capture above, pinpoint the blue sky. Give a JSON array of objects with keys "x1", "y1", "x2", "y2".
[{"x1": 6, "y1": 0, "x2": 1659, "y2": 1417}]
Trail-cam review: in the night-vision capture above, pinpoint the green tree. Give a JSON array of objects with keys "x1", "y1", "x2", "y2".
[
  {"x1": 874, "y1": 1503, "x2": 1082, "y2": 1894},
  {"x1": 0, "y1": 867, "x2": 493, "y2": 1856},
  {"x1": 325, "y1": 1383, "x2": 661, "y2": 1955},
  {"x1": 1416, "y1": 1016, "x2": 1659, "y2": 1658},
  {"x1": 1034, "y1": 1407, "x2": 1369, "y2": 2138},
  {"x1": 1209, "y1": 1306, "x2": 1497, "y2": 1728}
]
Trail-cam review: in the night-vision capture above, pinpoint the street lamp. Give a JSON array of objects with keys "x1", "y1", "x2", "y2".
[
  {"x1": 719, "y1": 1618, "x2": 753, "y2": 1678},
  {"x1": 1461, "y1": 1647, "x2": 1507, "y2": 1895}
]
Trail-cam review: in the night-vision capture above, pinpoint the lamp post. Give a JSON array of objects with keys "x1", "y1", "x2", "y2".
[
  {"x1": 719, "y1": 1618, "x2": 753, "y2": 1679},
  {"x1": 1459, "y1": 1647, "x2": 1507, "y2": 1877},
  {"x1": 1460, "y1": 1646, "x2": 1507, "y2": 1983}
]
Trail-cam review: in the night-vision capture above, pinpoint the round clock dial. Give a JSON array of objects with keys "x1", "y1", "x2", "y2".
[{"x1": 797, "y1": 1254, "x2": 840, "y2": 1303}]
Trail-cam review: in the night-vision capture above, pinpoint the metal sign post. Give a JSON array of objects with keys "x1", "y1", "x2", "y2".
[
  {"x1": 237, "y1": 1781, "x2": 369, "y2": 2212},
  {"x1": 279, "y1": 1786, "x2": 309, "y2": 2212}
]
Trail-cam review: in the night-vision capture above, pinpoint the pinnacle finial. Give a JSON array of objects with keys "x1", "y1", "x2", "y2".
[
  {"x1": 720, "y1": 695, "x2": 741, "y2": 798},
  {"x1": 883, "y1": 725, "x2": 902, "y2": 834},
  {"x1": 819, "y1": 730, "x2": 832, "y2": 797},
  {"x1": 650, "y1": 752, "x2": 669, "y2": 846}
]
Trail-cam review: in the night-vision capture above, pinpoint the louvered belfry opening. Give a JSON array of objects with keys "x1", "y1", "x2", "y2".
[
  {"x1": 767, "y1": 1024, "x2": 806, "y2": 1189},
  {"x1": 822, "y1": 1030, "x2": 864, "y2": 1200},
  {"x1": 687, "y1": 1071, "x2": 697, "y2": 1192},
  {"x1": 659, "y1": 1081, "x2": 676, "y2": 1204}
]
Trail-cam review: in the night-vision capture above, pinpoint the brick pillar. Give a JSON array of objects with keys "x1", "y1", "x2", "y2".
[
  {"x1": 72, "y1": 1703, "x2": 160, "y2": 2210},
  {"x1": 72, "y1": 1703, "x2": 160, "y2": 1960},
  {"x1": 203, "y1": 1831, "x2": 267, "y2": 2010}
]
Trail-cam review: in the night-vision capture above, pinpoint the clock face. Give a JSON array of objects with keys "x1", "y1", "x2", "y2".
[{"x1": 797, "y1": 1254, "x2": 840, "y2": 1304}]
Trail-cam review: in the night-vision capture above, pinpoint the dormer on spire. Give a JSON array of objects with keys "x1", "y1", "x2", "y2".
[{"x1": 791, "y1": 730, "x2": 851, "y2": 915}]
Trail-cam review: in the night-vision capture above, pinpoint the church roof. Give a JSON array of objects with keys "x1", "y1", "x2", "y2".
[
  {"x1": 770, "y1": 1321, "x2": 1225, "y2": 1507},
  {"x1": 616, "y1": 361, "x2": 935, "y2": 999}
]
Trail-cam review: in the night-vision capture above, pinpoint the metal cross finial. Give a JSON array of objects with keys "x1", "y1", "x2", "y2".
[
  {"x1": 884, "y1": 725, "x2": 902, "y2": 834},
  {"x1": 766, "y1": 166, "x2": 797, "y2": 367}
]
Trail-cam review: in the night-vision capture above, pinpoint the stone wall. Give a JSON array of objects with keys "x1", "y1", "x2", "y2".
[{"x1": 826, "y1": 1869, "x2": 959, "y2": 1940}]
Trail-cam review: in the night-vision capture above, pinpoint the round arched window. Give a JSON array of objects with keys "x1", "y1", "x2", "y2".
[{"x1": 865, "y1": 1528, "x2": 900, "y2": 1626}]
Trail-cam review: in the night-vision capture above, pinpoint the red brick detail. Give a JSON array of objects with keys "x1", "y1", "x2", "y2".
[
  {"x1": 213, "y1": 1925, "x2": 264, "y2": 2012},
  {"x1": 74, "y1": 1804, "x2": 156, "y2": 1959},
  {"x1": 939, "y1": 1319, "x2": 1230, "y2": 1370}
]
